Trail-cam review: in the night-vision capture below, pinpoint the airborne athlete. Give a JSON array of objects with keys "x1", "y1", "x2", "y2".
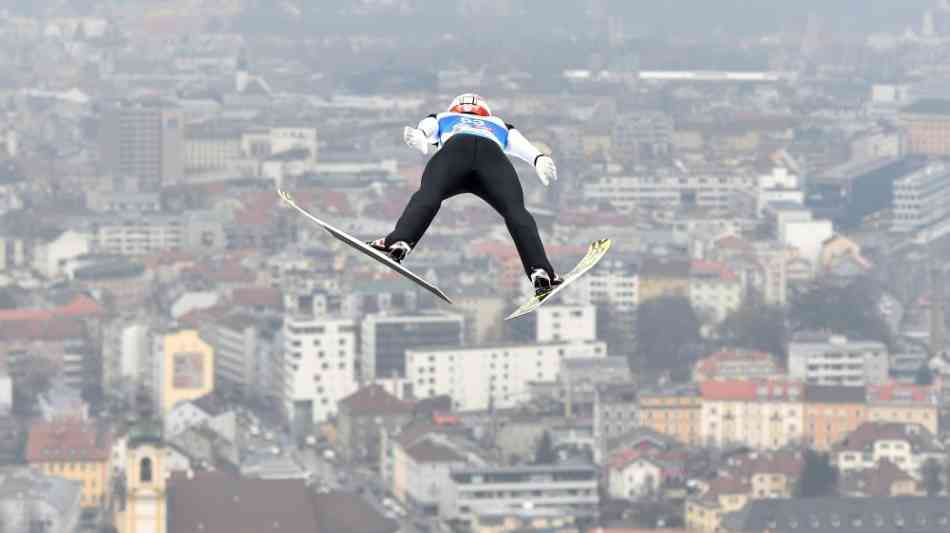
[{"x1": 368, "y1": 93, "x2": 563, "y2": 296}]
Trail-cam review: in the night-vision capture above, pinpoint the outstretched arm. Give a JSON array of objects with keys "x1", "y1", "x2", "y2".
[
  {"x1": 506, "y1": 126, "x2": 557, "y2": 187},
  {"x1": 505, "y1": 127, "x2": 543, "y2": 165},
  {"x1": 404, "y1": 114, "x2": 439, "y2": 154},
  {"x1": 418, "y1": 114, "x2": 439, "y2": 145}
]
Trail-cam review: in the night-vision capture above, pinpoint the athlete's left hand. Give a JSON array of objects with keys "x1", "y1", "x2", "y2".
[
  {"x1": 404, "y1": 126, "x2": 428, "y2": 155},
  {"x1": 535, "y1": 155, "x2": 557, "y2": 186}
]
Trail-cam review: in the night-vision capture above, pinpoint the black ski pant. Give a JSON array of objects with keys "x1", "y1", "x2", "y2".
[{"x1": 386, "y1": 134, "x2": 555, "y2": 278}]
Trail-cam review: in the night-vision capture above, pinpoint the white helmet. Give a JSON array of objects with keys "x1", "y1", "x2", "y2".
[{"x1": 448, "y1": 93, "x2": 491, "y2": 116}]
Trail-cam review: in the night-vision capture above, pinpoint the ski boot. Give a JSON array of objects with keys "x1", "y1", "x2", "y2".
[
  {"x1": 530, "y1": 268, "x2": 564, "y2": 297},
  {"x1": 367, "y1": 238, "x2": 413, "y2": 264}
]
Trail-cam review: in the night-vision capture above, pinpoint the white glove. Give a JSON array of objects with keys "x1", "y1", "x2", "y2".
[
  {"x1": 404, "y1": 126, "x2": 428, "y2": 155},
  {"x1": 534, "y1": 155, "x2": 557, "y2": 186}
]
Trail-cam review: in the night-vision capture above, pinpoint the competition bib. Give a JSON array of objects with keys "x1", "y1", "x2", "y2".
[{"x1": 437, "y1": 113, "x2": 509, "y2": 149}]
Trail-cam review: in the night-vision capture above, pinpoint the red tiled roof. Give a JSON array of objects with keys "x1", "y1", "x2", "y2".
[
  {"x1": 867, "y1": 382, "x2": 937, "y2": 404},
  {"x1": 700, "y1": 379, "x2": 803, "y2": 402},
  {"x1": 232, "y1": 287, "x2": 283, "y2": 309},
  {"x1": 690, "y1": 259, "x2": 739, "y2": 282},
  {"x1": 0, "y1": 316, "x2": 86, "y2": 341},
  {"x1": 835, "y1": 422, "x2": 939, "y2": 453},
  {"x1": 245, "y1": 188, "x2": 354, "y2": 226},
  {"x1": 698, "y1": 475, "x2": 751, "y2": 504},
  {"x1": 694, "y1": 350, "x2": 778, "y2": 378},
  {"x1": 339, "y1": 384, "x2": 414, "y2": 416},
  {"x1": 608, "y1": 448, "x2": 642, "y2": 470},
  {"x1": 726, "y1": 450, "x2": 804, "y2": 478},
  {"x1": 0, "y1": 294, "x2": 101, "y2": 322},
  {"x1": 841, "y1": 459, "x2": 915, "y2": 497},
  {"x1": 714, "y1": 234, "x2": 752, "y2": 250},
  {"x1": 177, "y1": 304, "x2": 232, "y2": 328},
  {"x1": 142, "y1": 249, "x2": 197, "y2": 269},
  {"x1": 185, "y1": 262, "x2": 256, "y2": 285},
  {"x1": 26, "y1": 420, "x2": 111, "y2": 463}
]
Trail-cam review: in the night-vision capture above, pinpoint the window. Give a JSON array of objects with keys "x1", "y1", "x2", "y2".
[{"x1": 140, "y1": 457, "x2": 153, "y2": 483}]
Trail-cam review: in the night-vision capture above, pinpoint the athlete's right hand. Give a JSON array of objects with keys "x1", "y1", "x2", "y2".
[
  {"x1": 404, "y1": 126, "x2": 428, "y2": 155},
  {"x1": 535, "y1": 155, "x2": 557, "y2": 187}
]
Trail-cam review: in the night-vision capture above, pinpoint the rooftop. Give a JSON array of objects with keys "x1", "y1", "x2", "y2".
[
  {"x1": 722, "y1": 496, "x2": 950, "y2": 533},
  {"x1": 338, "y1": 384, "x2": 414, "y2": 416},
  {"x1": 26, "y1": 420, "x2": 111, "y2": 463},
  {"x1": 167, "y1": 472, "x2": 321, "y2": 533}
]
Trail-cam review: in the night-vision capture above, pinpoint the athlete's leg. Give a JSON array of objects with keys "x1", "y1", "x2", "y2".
[
  {"x1": 386, "y1": 137, "x2": 473, "y2": 247},
  {"x1": 469, "y1": 138, "x2": 555, "y2": 278}
]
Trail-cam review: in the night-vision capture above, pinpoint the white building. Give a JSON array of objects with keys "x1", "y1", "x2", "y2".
[
  {"x1": 102, "y1": 318, "x2": 152, "y2": 402},
  {"x1": 163, "y1": 395, "x2": 237, "y2": 441},
  {"x1": 0, "y1": 374, "x2": 11, "y2": 414},
  {"x1": 563, "y1": 257, "x2": 639, "y2": 312},
  {"x1": 689, "y1": 260, "x2": 743, "y2": 324},
  {"x1": 509, "y1": 304, "x2": 597, "y2": 344},
  {"x1": 833, "y1": 422, "x2": 944, "y2": 477},
  {"x1": 282, "y1": 315, "x2": 358, "y2": 424},
  {"x1": 393, "y1": 431, "x2": 488, "y2": 515},
  {"x1": 774, "y1": 209, "x2": 834, "y2": 270},
  {"x1": 442, "y1": 465, "x2": 599, "y2": 523},
  {"x1": 788, "y1": 334, "x2": 889, "y2": 386},
  {"x1": 755, "y1": 167, "x2": 804, "y2": 217},
  {"x1": 360, "y1": 312, "x2": 465, "y2": 382},
  {"x1": 582, "y1": 169, "x2": 754, "y2": 212},
  {"x1": 608, "y1": 454, "x2": 665, "y2": 500},
  {"x1": 88, "y1": 214, "x2": 183, "y2": 256},
  {"x1": 31, "y1": 230, "x2": 91, "y2": 279},
  {"x1": 892, "y1": 160, "x2": 950, "y2": 234},
  {"x1": 202, "y1": 313, "x2": 277, "y2": 396},
  {"x1": 406, "y1": 340, "x2": 607, "y2": 411}
]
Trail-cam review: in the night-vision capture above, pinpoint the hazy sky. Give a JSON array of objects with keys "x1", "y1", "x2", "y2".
[{"x1": 12, "y1": 0, "x2": 941, "y2": 38}]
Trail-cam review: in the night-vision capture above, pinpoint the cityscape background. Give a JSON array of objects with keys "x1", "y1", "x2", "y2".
[{"x1": 5, "y1": 1, "x2": 950, "y2": 533}]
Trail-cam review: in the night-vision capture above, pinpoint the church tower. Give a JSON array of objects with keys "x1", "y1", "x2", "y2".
[{"x1": 113, "y1": 391, "x2": 167, "y2": 533}]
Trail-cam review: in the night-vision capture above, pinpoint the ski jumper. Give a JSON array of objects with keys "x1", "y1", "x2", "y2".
[{"x1": 385, "y1": 112, "x2": 556, "y2": 278}]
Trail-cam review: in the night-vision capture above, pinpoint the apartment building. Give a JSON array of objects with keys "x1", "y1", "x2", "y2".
[
  {"x1": 406, "y1": 340, "x2": 607, "y2": 411},
  {"x1": 282, "y1": 315, "x2": 357, "y2": 424},
  {"x1": 638, "y1": 384, "x2": 702, "y2": 447},
  {"x1": 442, "y1": 465, "x2": 599, "y2": 523},
  {"x1": 361, "y1": 312, "x2": 464, "y2": 382},
  {"x1": 803, "y1": 385, "x2": 868, "y2": 452},
  {"x1": 582, "y1": 169, "x2": 754, "y2": 212},
  {"x1": 700, "y1": 379, "x2": 805, "y2": 450},
  {"x1": 900, "y1": 98, "x2": 950, "y2": 156},
  {"x1": 891, "y1": 159, "x2": 950, "y2": 234},
  {"x1": 788, "y1": 334, "x2": 889, "y2": 386}
]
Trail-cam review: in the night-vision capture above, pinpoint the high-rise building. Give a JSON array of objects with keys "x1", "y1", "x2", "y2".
[
  {"x1": 360, "y1": 312, "x2": 464, "y2": 382},
  {"x1": 282, "y1": 315, "x2": 358, "y2": 425},
  {"x1": 99, "y1": 99, "x2": 184, "y2": 191},
  {"x1": 891, "y1": 160, "x2": 950, "y2": 234},
  {"x1": 406, "y1": 339, "x2": 607, "y2": 411}
]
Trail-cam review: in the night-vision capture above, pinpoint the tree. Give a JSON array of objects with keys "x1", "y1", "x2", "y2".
[
  {"x1": 716, "y1": 302, "x2": 789, "y2": 363},
  {"x1": 789, "y1": 277, "x2": 893, "y2": 348},
  {"x1": 796, "y1": 449, "x2": 838, "y2": 498},
  {"x1": 635, "y1": 296, "x2": 702, "y2": 375},
  {"x1": 534, "y1": 431, "x2": 557, "y2": 465},
  {"x1": 922, "y1": 457, "x2": 943, "y2": 496}
]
